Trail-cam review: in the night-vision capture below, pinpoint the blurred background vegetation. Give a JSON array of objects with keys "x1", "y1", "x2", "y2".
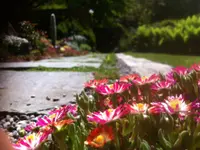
[{"x1": 1, "y1": 0, "x2": 200, "y2": 55}]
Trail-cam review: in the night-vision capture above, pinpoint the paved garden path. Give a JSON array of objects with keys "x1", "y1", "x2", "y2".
[
  {"x1": 0, "y1": 54, "x2": 105, "y2": 69},
  {"x1": 0, "y1": 54, "x2": 105, "y2": 114}
]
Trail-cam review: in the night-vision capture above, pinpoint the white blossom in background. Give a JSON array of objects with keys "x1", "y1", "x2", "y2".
[
  {"x1": 3, "y1": 35, "x2": 29, "y2": 47},
  {"x1": 89, "y1": 9, "x2": 94, "y2": 15}
]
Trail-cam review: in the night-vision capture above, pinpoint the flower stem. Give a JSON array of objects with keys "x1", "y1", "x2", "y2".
[{"x1": 114, "y1": 123, "x2": 120, "y2": 150}]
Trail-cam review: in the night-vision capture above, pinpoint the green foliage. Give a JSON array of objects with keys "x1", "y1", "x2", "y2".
[
  {"x1": 39, "y1": 4, "x2": 67, "y2": 9},
  {"x1": 80, "y1": 44, "x2": 92, "y2": 51},
  {"x1": 19, "y1": 21, "x2": 40, "y2": 48},
  {"x1": 123, "y1": 0, "x2": 154, "y2": 25},
  {"x1": 122, "y1": 0, "x2": 200, "y2": 26},
  {"x1": 133, "y1": 15, "x2": 200, "y2": 54},
  {"x1": 67, "y1": 0, "x2": 127, "y2": 28},
  {"x1": 58, "y1": 19, "x2": 96, "y2": 46}
]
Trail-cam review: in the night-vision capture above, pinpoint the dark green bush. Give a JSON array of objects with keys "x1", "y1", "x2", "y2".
[
  {"x1": 133, "y1": 15, "x2": 200, "y2": 54},
  {"x1": 58, "y1": 19, "x2": 96, "y2": 47},
  {"x1": 79, "y1": 44, "x2": 92, "y2": 51}
]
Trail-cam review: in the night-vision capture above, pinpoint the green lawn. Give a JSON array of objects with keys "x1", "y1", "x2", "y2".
[{"x1": 126, "y1": 52, "x2": 200, "y2": 67}]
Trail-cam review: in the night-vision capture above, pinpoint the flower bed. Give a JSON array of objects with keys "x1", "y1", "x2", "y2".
[
  {"x1": 0, "y1": 21, "x2": 89, "y2": 62},
  {"x1": 11, "y1": 63, "x2": 200, "y2": 149}
]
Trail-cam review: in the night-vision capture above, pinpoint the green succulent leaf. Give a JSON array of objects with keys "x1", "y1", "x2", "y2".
[
  {"x1": 139, "y1": 140, "x2": 151, "y2": 150},
  {"x1": 158, "y1": 129, "x2": 172, "y2": 150}
]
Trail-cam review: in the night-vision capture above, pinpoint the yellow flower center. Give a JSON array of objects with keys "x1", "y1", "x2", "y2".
[
  {"x1": 93, "y1": 135, "x2": 105, "y2": 145},
  {"x1": 107, "y1": 109, "x2": 113, "y2": 113},
  {"x1": 49, "y1": 114, "x2": 56, "y2": 119},
  {"x1": 108, "y1": 84, "x2": 113, "y2": 89},
  {"x1": 27, "y1": 134, "x2": 34, "y2": 140},
  {"x1": 137, "y1": 103, "x2": 145, "y2": 111},
  {"x1": 141, "y1": 76, "x2": 147, "y2": 81},
  {"x1": 169, "y1": 99, "x2": 180, "y2": 110}
]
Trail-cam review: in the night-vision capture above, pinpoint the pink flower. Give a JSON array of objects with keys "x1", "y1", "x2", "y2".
[
  {"x1": 149, "y1": 95, "x2": 190, "y2": 117},
  {"x1": 119, "y1": 74, "x2": 140, "y2": 82},
  {"x1": 13, "y1": 132, "x2": 50, "y2": 150},
  {"x1": 96, "y1": 82, "x2": 131, "y2": 95},
  {"x1": 37, "y1": 111, "x2": 66, "y2": 127},
  {"x1": 163, "y1": 95, "x2": 189, "y2": 114},
  {"x1": 84, "y1": 125, "x2": 114, "y2": 148},
  {"x1": 52, "y1": 119, "x2": 74, "y2": 131},
  {"x1": 133, "y1": 74, "x2": 160, "y2": 85},
  {"x1": 190, "y1": 100, "x2": 200, "y2": 112},
  {"x1": 151, "y1": 80, "x2": 173, "y2": 91},
  {"x1": 165, "y1": 72, "x2": 176, "y2": 83},
  {"x1": 190, "y1": 63, "x2": 200, "y2": 72},
  {"x1": 172, "y1": 66, "x2": 190, "y2": 75},
  {"x1": 126, "y1": 103, "x2": 149, "y2": 114},
  {"x1": 84, "y1": 79, "x2": 108, "y2": 88},
  {"x1": 49, "y1": 104, "x2": 78, "y2": 117},
  {"x1": 87, "y1": 105, "x2": 128, "y2": 124},
  {"x1": 189, "y1": 100, "x2": 200, "y2": 123},
  {"x1": 148, "y1": 102, "x2": 167, "y2": 114},
  {"x1": 25, "y1": 122, "x2": 38, "y2": 132},
  {"x1": 99, "y1": 97, "x2": 113, "y2": 108}
]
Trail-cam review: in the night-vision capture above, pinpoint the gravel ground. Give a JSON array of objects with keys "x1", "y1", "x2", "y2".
[{"x1": 0, "y1": 112, "x2": 45, "y2": 143}]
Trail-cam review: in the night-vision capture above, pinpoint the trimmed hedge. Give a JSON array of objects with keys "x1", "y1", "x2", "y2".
[{"x1": 133, "y1": 15, "x2": 200, "y2": 54}]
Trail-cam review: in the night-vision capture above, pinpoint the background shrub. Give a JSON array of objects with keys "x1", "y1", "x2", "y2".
[{"x1": 132, "y1": 15, "x2": 200, "y2": 54}]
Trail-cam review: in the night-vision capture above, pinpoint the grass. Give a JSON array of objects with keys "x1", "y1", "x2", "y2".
[
  {"x1": 39, "y1": 4, "x2": 67, "y2": 9},
  {"x1": 7, "y1": 53, "x2": 119, "y2": 80},
  {"x1": 95, "y1": 53, "x2": 119, "y2": 79},
  {"x1": 25, "y1": 66, "x2": 100, "y2": 72},
  {"x1": 126, "y1": 52, "x2": 200, "y2": 67}
]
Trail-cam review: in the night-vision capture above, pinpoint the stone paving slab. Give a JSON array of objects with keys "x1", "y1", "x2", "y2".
[
  {"x1": 0, "y1": 54, "x2": 106, "y2": 69},
  {"x1": 116, "y1": 53, "x2": 172, "y2": 76},
  {"x1": 0, "y1": 71, "x2": 93, "y2": 114},
  {"x1": 0, "y1": 62, "x2": 101, "y2": 69}
]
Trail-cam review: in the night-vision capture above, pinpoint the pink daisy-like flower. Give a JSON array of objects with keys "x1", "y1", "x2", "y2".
[
  {"x1": 25, "y1": 122, "x2": 38, "y2": 132},
  {"x1": 36, "y1": 111, "x2": 66, "y2": 127},
  {"x1": 172, "y1": 66, "x2": 190, "y2": 75},
  {"x1": 133, "y1": 74, "x2": 160, "y2": 85},
  {"x1": 190, "y1": 63, "x2": 200, "y2": 72},
  {"x1": 49, "y1": 104, "x2": 78, "y2": 117},
  {"x1": 13, "y1": 131, "x2": 50, "y2": 150},
  {"x1": 84, "y1": 79, "x2": 108, "y2": 89},
  {"x1": 165, "y1": 71, "x2": 176, "y2": 83},
  {"x1": 163, "y1": 95, "x2": 189, "y2": 114},
  {"x1": 84, "y1": 125, "x2": 114, "y2": 148},
  {"x1": 87, "y1": 105, "x2": 128, "y2": 124},
  {"x1": 126, "y1": 103, "x2": 149, "y2": 114},
  {"x1": 148, "y1": 102, "x2": 167, "y2": 114},
  {"x1": 149, "y1": 95, "x2": 190, "y2": 117},
  {"x1": 189, "y1": 100, "x2": 200, "y2": 122},
  {"x1": 52, "y1": 119, "x2": 74, "y2": 130},
  {"x1": 99, "y1": 97, "x2": 113, "y2": 108},
  {"x1": 190, "y1": 99, "x2": 200, "y2": 112},
  {"x1": 151, "y1": 80, "x2": 173, "y2": 91},
  {"x1": 119, "y1": 74, "x2": 140, "y2": 82},
  {"x1": 96, "y1": 82, "x2": 131, "y2": 95}
]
